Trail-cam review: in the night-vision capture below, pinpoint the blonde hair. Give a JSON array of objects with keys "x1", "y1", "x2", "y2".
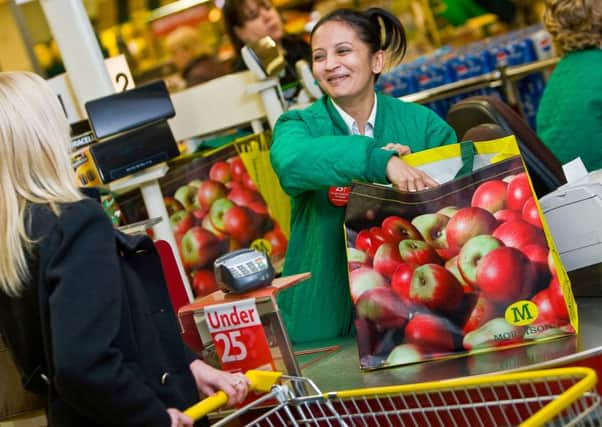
[
  {"x1": 543, "y1": 0, "x2": 602, "y2": 55},
  {"x1": 0, "y1": 71, "x2": 83, "y2": 296}
]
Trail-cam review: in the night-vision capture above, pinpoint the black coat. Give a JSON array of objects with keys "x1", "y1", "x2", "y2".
[{"x1": 0, "y1": 199, "x2": 202, "y2": 426}]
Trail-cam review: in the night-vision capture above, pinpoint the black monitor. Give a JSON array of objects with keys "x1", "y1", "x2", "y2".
[{"x1": 85, "y1": 80, "x2": 175, "y2": 140}]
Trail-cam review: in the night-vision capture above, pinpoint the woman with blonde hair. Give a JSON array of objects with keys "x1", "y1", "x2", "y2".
[
  {"x1": 0, "y1": 71, "x2": 249, "y2": 426},
  {"x1": 536, "y1": 0, "x2": 602, "y2": 172}
]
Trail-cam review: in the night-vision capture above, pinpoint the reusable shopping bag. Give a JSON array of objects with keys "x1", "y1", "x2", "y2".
[{"x1": 344, "y1": 136, "x2": 577, "y2": 370}]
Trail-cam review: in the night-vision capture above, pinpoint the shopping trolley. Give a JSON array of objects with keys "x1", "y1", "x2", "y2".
[{"x1": 185, "y1": 367, "x2": 601, "y2": 426}]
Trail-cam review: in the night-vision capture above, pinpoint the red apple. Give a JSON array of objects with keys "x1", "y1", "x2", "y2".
[
  {"x1": 548, "y1": 276, "x2": 569, "y2": 321},
  {"x1": 506, "y1": 172, "x2": 532, "y2": 211},
  {"x1": 409, "y1": 263, "x2": 464, "y2": 313},
  {"x1": 521, "y1": 244, "x2": 551, "y2": 292},
  {"x1": 223, "y1": 205, "x2": 258, "y2": 244},
  {"x1": 241, "y1": 172, "x2": 258, "y2": 191},
  {"x1": 531, "y1": 289, "x2": 559, "y2": 326},
  {"x1": 229, "y1": 156, "x2": 247, "y2": 182},
  {"x1": 457, "y1": 234, "x2": 504, "y2": 286},
  {"x1": 521, "y1": 197, "x2": 543, "y2": 229},
  {"x1": 463, "y1": 294, "x2": 498, "y2": 334},
  {"x1": 347, "y1": 247, "x2": 371, "y2": 271},
  {"x1": 373, "y1": 243, "x2": 403, "y2": 279},
  {"x1": 390, "y1": 262, "x2": 416, "y2": 299},
  {"x1": 201, "y1": 214, "x2": 226, "y2": 238},
  {"x1": 355, "y1": 286, "x2": 410, "y2": 328},
  {"x1": 404, "y1": 313, "x2": 457, "y2": 352},
  {"x1": 369, "y1": 227, "x2": 387, "y2": 255},
  {"x1": 381, "y1": 216, "x2": 422, "y2": 244},
  {"x1": 471, "y1": 179, "x2": 508, "y2": 213},
  {"x1": 174, "y1": 184, "x2": 199, "y2": 212},
  {"x1": 446, "y1": 207, "x2": 498, "y2": 250},
  {"x1": 228, "y1": 186, "x2": 263, "y2": 208},
  {"x1": 169, "y1": 210, "x2": 194, "y2": 237},
  {"x1": 355, "y1": 229, "x2": 374, "y2": 256},
  {"x1": 349, "y1": 267, "x2": 386, "y2": 303},
  {"x1": 475, "y1": 246, "x2": 536, "y2": 303},
  {"x1": 411, "y1": 213, "x2": 449, "y2": 249},
  {"x1": 180, "y1": 226, "x2": 223, "y2": 270},
  {"x1": 444, "y1": 256, "x2": 471, "y2": 291},
  {"x1": 398, "y1": 239, "x2": 441, "y2": 265},
  {"x1": 247, "y1": 199, "x2": 268, "y2": 215},
  {"x1": 209, "y1": 197, "x2": 235, "y2": 232},
  {"x1": 197, "y1": 180, "x2": 228, "y2": 211},
  {"x1": 264, "y1": 227, "x2": 288, "y2": 259},
  {"x1": 164, "y1": 196, "x2": 184, "y2": 216},
  {"x1": 192, "y1": 269, "x2": 218, "y2": 297},
  {"x1": 492, "y1": 219, "x2": 547, "y2": 250},
  {"x1": 209, "y1": 161, "x2": 232, "y2": 184},
  {"x1": 494, "y1": 208, "x2": 522, "y2": 223}
]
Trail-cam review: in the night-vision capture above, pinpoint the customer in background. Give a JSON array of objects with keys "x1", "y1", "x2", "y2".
[
  {"x1": 0, "y1": 71, "x2": 249, "y2": 427},
  {"x1": 270, "y1": 8, "x2": 457, "y2": 343},
  {"x1": 222, "y1": 0, "x2": 311, "y2": 100},
  {"x1": 164, "y1": 25, "x2": 229, "y2": 90},
  {"x1": 536, "y1": 0, "x2": 602, "y2": 172}
]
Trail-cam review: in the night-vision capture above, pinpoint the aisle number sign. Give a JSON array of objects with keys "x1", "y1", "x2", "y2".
[{"x1": 204, "y1": 299, "x2": 274, "y2": 373}]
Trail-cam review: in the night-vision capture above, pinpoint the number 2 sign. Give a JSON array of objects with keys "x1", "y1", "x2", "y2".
[{"x1": 205, "y1": 299, "x2": 275, "y2": 372}]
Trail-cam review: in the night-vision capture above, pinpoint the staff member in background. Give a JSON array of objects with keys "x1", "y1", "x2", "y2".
[
  {"x1": 222, "y1": 0, "x2": 311, "y2": 100},
  {"x1": 536, "y1": 0, "x2": 602, "y2": 173},
  {"x1": 0, "y1": 71, "x2": 249, "y2": 427},
  {"x1": 270, "y1": 8, "x2": 457, "y2": 344}
]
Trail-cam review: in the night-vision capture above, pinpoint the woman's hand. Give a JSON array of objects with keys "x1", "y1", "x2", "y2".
[
  {"x1": 382, "y1": 143, "x2": 411, "y2": 156},
  {"x1": 167, "y1": 408, "x2": 194, "y2": 427},
  {"x1": 386, "y1": 156, "x2": 439, "y2": 192},
  {"x1": 189, "y1": 359, "x2": 249, "y2": 407}
]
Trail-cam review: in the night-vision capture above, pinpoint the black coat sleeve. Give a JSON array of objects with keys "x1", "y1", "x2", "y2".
[{"x1": 43, "y1": 200, "x2": 171, "y2": 426}]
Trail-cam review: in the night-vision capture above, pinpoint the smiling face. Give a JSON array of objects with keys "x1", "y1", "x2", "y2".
[
  {"x1": 234, "y1": 0, "x2": 284, "y2": 44},
  {"x1": 311, "y1": 20, "x2": 384, "y2": 104}
]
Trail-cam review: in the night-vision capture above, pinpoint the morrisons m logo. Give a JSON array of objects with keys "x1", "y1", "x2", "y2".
[{"x1": 505, "y1": 301, "x2": 538, "y2": 326}]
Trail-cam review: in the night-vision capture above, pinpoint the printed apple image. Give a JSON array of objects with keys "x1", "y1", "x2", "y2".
[
  {"x1": 521, "y1": 197, "x2": 543, "y2": 229},
  {"x1": 209, "y1": 161, "x2": 232, "y2": 184},
  {"x1": 390, "y1": 262, "x2": 416, "y2": 299},
  {"x1": 463, "y1": 294, "x2": 499, "y2": 334},
  {"x1": 530, "y1": 288, "x2": 558, "y2": 326},
  {"x1": 227, "y1": 186, "x2": 263, "y2": 208},
  {"x1": 180, "y1": 226, "x2": 223, "y2": 270},
  {"x1": 373, "y1": 328, "x2": 405, "y2": 357},
  {"x1": 471, "y1": 179, "x2": 508, "y2": 213},
  {"x1": 209, "y1": 198, "x2": 235, "y2": 232},
  {"x1": 475, "y1": 246, "x2": 536, "y2": 303},
  {"x1": 446, "y1": 207, "x2": 498, "y2": 250},
  {"x1": 174, "y1": 184, "x2": 198, "y2": 212},
  {"x1": 170, "y1": 210, "x2": 194, "y2": 238},
  {"x1": 223, "y1": 205, "x2": 258, "y2": 245},
  {"x1": 386, "y1": 343, "x2": 425, "y2": 365},
  {"x1": 463, "y1": 317, "x2": 526, "y2": 351},
  {"x1": 164, "y1": 196, "x2": 184, "y2": 216},
  {"x1": 437, "y1": 206, "x2": 459, "y2": 218},
  {"x1": 247, "y1": 199, "x2": 269, "y2": 216},
  {"x1": 197, "y1": 180, "x2": 228, "y2": 211},
  {"x1": 264, "y1": 227, "x2": 288, "y2": 259},
  {"x1": 409, "y1": 263, "x2": 464, "y2": 313},
  {"x1": 411, "y1": 213, "x2": 449, "y2": 249},
  {"x1": 354, "y1": 229, "x2": 375, "y2": 256},
  {"x1": 381, "y1": 216, "x2": 422, "y2": 244},
  {"x1": 201, "y1": 214, "x2": 226, "y2": 239},
  {"x1": 369, "y1": 227, "x2": 387, "y2": 255},
  {"x1": 457, "y1": 234, "x2": 504, "y2": 286},
  {"x1": 355, "y1": 286, "x2": 410, "y2": 328},
  {"x1": 373, "y1": 242, "x2": 403, "y2": 279},
  {"x1": 349, "y1": 267, "x2": 386, "y2": 303},
  {"x1": 355, "y1": 317, "x2": 379, "y2": 357},
  {"x1": 521, "y1": 244, "x2": 551, "y2": 292},
  {"x1": 398, "y1": 239, "x2": 441, "y2": 265},
  {"x1": 241, "y1": 172, "x2": 258, "y2": 191},
  {"x1": 444, "y1": 256, "x2": 472, "y2": 291},
  {"x1": 506, "y1": 172, "x2": 531, "y2": 211},
  {"x1": 347, "y1": 247, "x2": 371, "y2": 271},
  {"x1": 492, "y1": 219, "x2": 547, "y2": 250},
  {"x1": 229, "y1": 156, "x2": 247, "y2": 182},
  {"x1": 404, "y1": 313, "x2": 457, "y2": 353},
  {"x1": 192, "y1": 269, "x2": 218, "y2": 297},
  {"x1": 548, "y1": 276, "x2": 569, "y2": 321},
  {"x1": 494, "y1": 208, "x2": 522, "y2": 223}
]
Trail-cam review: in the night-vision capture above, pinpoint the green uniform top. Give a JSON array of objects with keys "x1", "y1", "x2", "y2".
[
  {"x1": 270, "y1": 93, "x2": 457, "y2": 343},
  {"x1": 536, "y1": 49, "x2": 602, "y2": 173}
]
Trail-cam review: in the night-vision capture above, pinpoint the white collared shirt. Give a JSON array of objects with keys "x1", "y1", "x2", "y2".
[{"x1": 331, "y1": 94, "x2": 378, "y2": 137}]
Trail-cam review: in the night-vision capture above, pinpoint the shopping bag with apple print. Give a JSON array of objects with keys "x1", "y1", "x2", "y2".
[
  {"x1": 115, "y1": 132, "x2": 288, "y2": 299},
  {"x1": 344, "y1": 136, "x2": 577, "y2": 370}
]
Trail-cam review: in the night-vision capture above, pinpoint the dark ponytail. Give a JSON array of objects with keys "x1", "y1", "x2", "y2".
[{"x1": 311, "y1": 7, "x2": 407, "y2": 65}]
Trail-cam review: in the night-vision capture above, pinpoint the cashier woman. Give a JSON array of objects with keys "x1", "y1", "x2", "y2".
[
  {"x1": 270, "y1": 8, "x2": 457, "y2": 343},
  {"x1": 0, "y1": 71, "x2": 249, "y2": 426}
]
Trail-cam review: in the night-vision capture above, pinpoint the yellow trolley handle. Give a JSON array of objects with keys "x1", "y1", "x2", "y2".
[{"x1": 184, "y1": 370, "x2": 283, "y2": 420}]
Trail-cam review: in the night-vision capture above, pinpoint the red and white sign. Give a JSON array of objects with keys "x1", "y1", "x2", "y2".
[
  {"x1": 328, "y1": 186, "x2": 350, "y2": 207},
  {"x1": 205, "y1": 298, "x2": 274, "y2": 372}
]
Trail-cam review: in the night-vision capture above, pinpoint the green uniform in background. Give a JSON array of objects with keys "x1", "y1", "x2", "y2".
[
  {"x1": 270, "y1": 93, "x2": 457, "y2": 343},
  {"x1": 536, "y1": 49, "x2": 602, "y2": 173}
]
